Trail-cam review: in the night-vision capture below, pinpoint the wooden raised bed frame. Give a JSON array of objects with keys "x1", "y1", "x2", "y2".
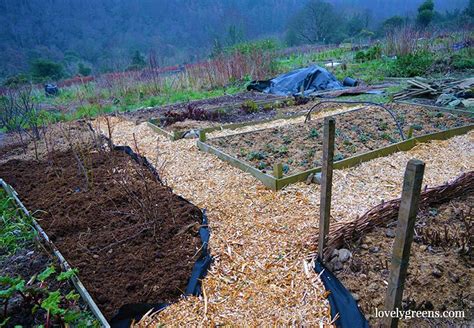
[{"x1": 196, "y1": 106, "x2": 474, "y2": 191}]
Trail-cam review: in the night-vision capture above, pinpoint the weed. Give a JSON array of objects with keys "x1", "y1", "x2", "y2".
[
  {"x1": 257, "y1": 162, "x2": 266, "y2": 170},
  {"x1": 387, "y1": 51, "x2": 434, "y2": 77},
  {"x1": 381, "y1": 132, "x2": 397, "y2": 142},
  {"x1": 306, "y1": 149, "x2": 316, "y2": 158},
  {"x1": 334, "y1": 154, "x2": 344, "y2": 161},
  {"x1": 263, "y1": 103, "x2": 273, "y2": 111},
  {"x1": 282, "y1": 164, "x2": 290, "y2": 174},
  {"x1": 359, "y1": 133, "x2": 370, "y2": 143}
]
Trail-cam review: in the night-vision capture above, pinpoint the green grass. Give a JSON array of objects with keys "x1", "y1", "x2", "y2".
[{"x1": 0, "y1": 189, "x2": 36, "y2": 255}]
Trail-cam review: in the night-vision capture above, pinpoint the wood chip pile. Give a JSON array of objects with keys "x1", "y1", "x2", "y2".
[{"x1": 93, "y1": 115, "x2": 473, "y2": 326}]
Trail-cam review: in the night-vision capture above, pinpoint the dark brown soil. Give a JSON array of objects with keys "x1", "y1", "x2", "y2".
[
  {"x1": 209, "y1": 104, "x2": 473, "y2": 175},
  {"x1": 335, "y1": 193, "x2": 473, "y2": 327},
  {"x1": 0, "y1": 147, "x2": 203, "y2": 320}
]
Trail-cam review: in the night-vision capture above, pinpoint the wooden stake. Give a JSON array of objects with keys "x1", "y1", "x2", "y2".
[
  {"x1": 273, "y1": 163, "x2": 283, "y2": 179},
  {"x1": 384, "y1": 159, "x2": 425, "y2": 328},
  {"x1": 319, "y1": 117, "x2": 335, "y2": 261}
]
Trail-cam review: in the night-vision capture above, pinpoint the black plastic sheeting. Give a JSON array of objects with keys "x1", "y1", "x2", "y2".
[
  {"x1": 110, "y1": 211, "x2": 212, "y2": 327},
  {"x1": 314, "y1": 258, "x2": 369, "y2": 328},
  {"x1": 247, "y1": 65, "x2": 342, "y2": 96}
]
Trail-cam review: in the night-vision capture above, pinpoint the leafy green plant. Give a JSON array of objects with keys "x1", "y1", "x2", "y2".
[
  {"x1": 0, "y1": 191, "x2": 36, "y2": 255},
  {"x1": 277, "y1": 146, "x2": 288, "y2": 155},
  {"x1": 247, "y1": 151, "x2": 267, "y2": 161}
]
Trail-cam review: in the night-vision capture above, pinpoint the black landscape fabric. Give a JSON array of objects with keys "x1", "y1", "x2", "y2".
[
  {"x1": 314, "y1": 258, "x2": 369, "y2": 328},
  {"x1": 247, "y1": 65, "x2": 343, "y2": 96}
]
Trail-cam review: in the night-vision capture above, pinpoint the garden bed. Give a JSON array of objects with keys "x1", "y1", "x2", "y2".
[
  {"x1": 335, "y1": 192, "x2": 473, "y2": 326},
  {"x1": 124, "y1": 91, "x2": 288, "y2": 125},
  {"x1": 0, "y1": 137, "x2": 204, "y2": 320},
  {"x1": 207, "y1": 104, "x2": 473, "y2": 176}
]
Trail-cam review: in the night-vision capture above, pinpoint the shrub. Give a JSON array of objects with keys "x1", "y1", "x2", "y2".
[
  {"x1": 31, "y1": 59, "x2": 64, "y2": 82},
  {"x1": 387, "y1": 51, "x2": 434, "y2": 77}
]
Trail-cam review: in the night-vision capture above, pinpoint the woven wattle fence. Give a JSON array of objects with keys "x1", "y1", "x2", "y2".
[{"x1": 325, "y1": 171, "x2": 474, "y2": 258}]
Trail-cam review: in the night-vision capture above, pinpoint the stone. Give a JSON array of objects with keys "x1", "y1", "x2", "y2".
[
  {"x1": 313, "y1": 172, "x2": 322, "y2": 184},
  {"x1": 385, "y1": 229, "x2": 396, "y2": 238},
  {"x1": 360, "y1": 244, "x2": 369, "y2": 250},
  {"x1": 183, "y1": 129, "x2": 199, "y2": 139},
  {"x1": 351, "y1": 292, "x2": 360, "y2": 302},
  {"x1": 332, "y1": 260, "x2": 343, "y2": 271},
  {"x1": 93, "y1": 254, "x2": 99, "y2": 259},
  {"x1": 432, "y1": 267, "x2": 443, "y2": 278},
  {"x1": 369, "y1": 246, "x2": 380, "y2": 253},
  {"x1": 448, "y1": 99, "x2": 461, "y2": 107},
  {"x1": 436, "y1": 93, "x2": 457, "y2": 106},
  {"x1": 338, "y1": 248, "x2": 352, "y2": 263},
  {"x1": 306, "y1": 173, "x2": 315, "y2": 185},
  {"x1": 331, "y1": 248, "x2": 339, "y2": 259},
  {"x1": 461, "y1": 98, "x2": 474, "y2": 108},
  {"x1": 448, "y1": 272, "x2": 459, "y2": 283},
  {"x1": 419, "y1": 245, "x2": 428, "y2": 252}
]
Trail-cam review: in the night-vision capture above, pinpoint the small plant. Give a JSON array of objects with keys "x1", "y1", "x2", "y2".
[
  {"x1": 381, "y1": 132, "x2": 396, "y2": 142},
  {"x1": 257, "y1": 162, "x2": 266, "y2": 170},
  {"x1": 379, "y1": 122, "x2": 388, "y2": 131},
  {"x1": 282, "y1": 135, "x2": 292, "y2": 144},
  {"x1": 277, "y1": 145, "x2": 288, "y2": 155},
  {"x1": 247, "y1": 151, "x2": 267, "y2": 161},
  {"x1": 411, "y1": 123, "x2": 423, "y2": 131},
  {"x1": 334, "y1": 153, "x2": 344, "y2": 161},
  {"x1": 308, "y1": 128, "x2": 319, "y2": 139},
  {"x1": 306, "y1": 149, "x2": 315, "y2": 158},
  {"x1": 359, "y1": 133, "x2": 370, "y2": 143},
  {"x1": 241, "y1": 100, "x2": 259, "y2": 114},
  {"x1": 263, "y1": 103, "x2": 274, "y2": 111}
]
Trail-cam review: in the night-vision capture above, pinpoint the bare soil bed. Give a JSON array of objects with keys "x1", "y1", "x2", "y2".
[
  {"x1": 208, "y1": 104, "x2": 473, "y2": 175},
  {"x1": 335, "y1": 193, "x2": 473, "y2": 327},
  {"x1": 0, "y1": 143, "x2": 203, "y2": 320}
]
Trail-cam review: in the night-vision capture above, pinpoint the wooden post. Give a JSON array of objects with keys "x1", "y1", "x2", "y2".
[
  {"x1": 318, "y1": 117, "x2": 335, "y2": 261},
  {"x1": 199, "y1": 130, "x2": 207, "y2": 142},
  {"x1": 273, "y1": 163, "x2": 283, "y2": 179},
  {"x1": 384, "y1": 159, "x2": 425, "y2": 328}
]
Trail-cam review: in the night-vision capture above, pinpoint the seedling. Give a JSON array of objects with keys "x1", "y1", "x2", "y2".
[
  {"x1": 247, "y1": 151, "x2": 267, "y2": 161},
  {"x1": 308, "y1": 128, "x2": 319, "y2": 139},
  {"x1": 282, "y1": 135, "x2": 292, "y2": 144}
]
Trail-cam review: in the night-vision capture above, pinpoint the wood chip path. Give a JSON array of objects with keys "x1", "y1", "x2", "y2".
[{"x1": 94, "y1": 115, "x2": 473, "y2": 326}]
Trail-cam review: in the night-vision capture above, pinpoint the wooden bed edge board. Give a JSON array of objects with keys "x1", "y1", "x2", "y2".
[
  {"x1": 274, "y1": 124, "x2": 474, "y2": 190},
  {"x1": 147, "y1": 121, "x2": 175, "y2": 140},
  {"x1": 0, "y1": 179, "x2": 111, "y2": 328},
  {"x1": 196, "y1": 140, "x2": 277, "y2": 190},
  {"x1": 394, "y1": 100, "x2": 474, "y2": 116}
]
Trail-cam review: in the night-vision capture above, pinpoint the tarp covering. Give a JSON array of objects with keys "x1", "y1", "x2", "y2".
[
  {"x1": 247, "y1": 65, "x2": 343, "y2": 96},
  {"x1": 314, "y1": 258, "x2": 369, "y2": 328}
]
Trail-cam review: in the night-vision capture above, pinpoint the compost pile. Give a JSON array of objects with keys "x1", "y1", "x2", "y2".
[
  {"x1": 335, "y1": 193, "x2": 473, "y2": 326},
  {"x1": 0, "y1": 136, "x2": 203, "y2": 319}
]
